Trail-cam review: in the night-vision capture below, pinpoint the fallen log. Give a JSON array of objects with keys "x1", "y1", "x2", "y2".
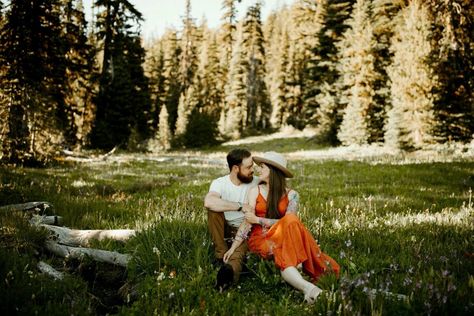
[
  {"x1": 61, "y1": 146, "x2": 117, "y2": 162},
  {"x1": 30, "y1": 215, "x2": 64, "y2": 226},
  {"x1": 0, "y1": 201, "x2": 52, "y2": 213},
  {"x1": 42, "y1": 225, "x2": 136, "y2": 247},
  {"x1": 37, "y1": 261, "x2": 64, "y2": 280},
  {"x1": 45, "y1": 240, "x2": 130, "y2": 267}
]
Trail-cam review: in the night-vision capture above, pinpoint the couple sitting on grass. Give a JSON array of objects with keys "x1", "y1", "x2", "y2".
[{"x1": 204, "y1": 148, "x2": 340, "y2": 304}]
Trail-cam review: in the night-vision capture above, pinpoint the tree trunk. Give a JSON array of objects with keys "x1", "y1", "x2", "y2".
[
  {"x1": 41, "y1": 224, "x2": 135, "y2": 247},
  {"x1": 45, "y1": 240, "x2": 130, "y2": 267}
]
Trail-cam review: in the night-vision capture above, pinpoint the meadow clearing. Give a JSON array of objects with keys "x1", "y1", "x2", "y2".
[{"x1": 1, "y1": 137, "x2": 473, "y2": 315}]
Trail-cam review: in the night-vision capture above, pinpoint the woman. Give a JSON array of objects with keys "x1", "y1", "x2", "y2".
[{"x1": 223, "y1": 151, "x2": 340, "y2": 304}]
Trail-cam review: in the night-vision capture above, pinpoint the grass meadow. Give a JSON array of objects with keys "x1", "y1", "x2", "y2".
[{"x1": 0, "y1": 139, "x2": 473, "y2": 315}]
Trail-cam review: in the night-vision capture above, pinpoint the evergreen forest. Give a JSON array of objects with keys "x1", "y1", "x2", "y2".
[{"x1": 0, "y1": 0, "x2": 473, "y2": 165}]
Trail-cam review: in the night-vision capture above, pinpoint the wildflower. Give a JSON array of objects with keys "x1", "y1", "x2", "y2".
[
  {"x1": 389, "y1": 263, "x2": 398, "y2": 271},
  {"x1": 345, "y1": 240, "x2": 352, "y2": 247},
  {"x1": 340, "y1": 251, "x2": 346, "y2": 259},
  {"x1": 169, "y1": 292, "x2": 175, "y2": 298},
  {"x1": 179, "y1": 288, "x2": 185, "y2": 293},
  {"x1": 153, "y1": 247, "x2": 160, "y2": 256},
  {"x1": 157, "y1": 272, "x2": 165, "y2": 281},
  {"x1": 403, "y1": 277, "x2": 412, "y2": 286},
  {"x1": 354, "y1": 278, "x2": 365, "y2": 287},
  {"x1": 442, "y1": 270, "x2": 449, "y2": 277}
]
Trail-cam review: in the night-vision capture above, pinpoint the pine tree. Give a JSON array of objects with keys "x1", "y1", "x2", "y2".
[
  {"x1": 220, "y1": 0, "x2": 241, "y2": 69},
  {"x1": 61, "y1": 0, "x2": 97, "y2": 150},
  {"x1": 218, "y1": 0, "x2": 241, "y2": 137},
  {"x1": 427, "y1": 0, "x2": 474, "y2": 142},
  {"x1": 284, "y1": 1, "x2": 322, "y2": 129},
  {"x1": 179, "y1": 0, "x2": 197, "y2": 93},
  {"x1": 0, "y1": 0, "x2": 6, "y2": 156},
  {"x1": 158, "y1": 105, "x2": 171, "y2": 150},
  {"x1": 160, "y1": 29, "x2": 182, "y2": 134},
  {"x1": 303, "y1": 0, "x2": 354, "y2": 144},
  {"x1": 175, "y1": 85, "x2": 199, "y2": 136},
  {"x1": 0, "y1": 0, "x2": 67, "y2": 164},
  {"x1": 194, "y1": 24, "x2": 222, "y2": 118},
  {"x1": 337, "y1": 0, "x2": 378, "y2": 145},
  {"x1": 144, "y1": 38, "x2": 165, "y2": 133},
  {"x1": 266, "y1": 17, "x2": 290, "y2": 129},
  {"x1": 371, "y1": 0, "x2": 404, "y2": 143},
  {"x1": 386, "y1": 0, "x2": 439, "y2": 149},
  {"x1": 223, "y1": 23, "x2": 247, "y2": 139},
  {"x1": 91, "y1": 0, "x2": 151, "y2": 149},
  {"x1": 242, "y1": 2, "x2": 270, "y2": 130}
]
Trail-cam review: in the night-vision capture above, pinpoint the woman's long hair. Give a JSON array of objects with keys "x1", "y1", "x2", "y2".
[{"x1": 265, "y1": 164, "x2": 287, "y2": 219}]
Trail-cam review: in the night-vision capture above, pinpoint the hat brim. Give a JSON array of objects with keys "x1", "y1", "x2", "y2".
[{"x1": 253, "y1": 156, "x2": 293, "y2": 178}]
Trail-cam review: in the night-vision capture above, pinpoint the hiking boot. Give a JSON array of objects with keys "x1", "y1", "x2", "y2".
[
  {"x1": 215, "y1": 264, "x2": 233, "y2": 292},
  {"x1": 211, "y1": 258, "x2": 224, "y2": 269}
]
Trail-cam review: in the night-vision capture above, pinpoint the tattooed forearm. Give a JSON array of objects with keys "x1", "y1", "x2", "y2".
[
  {"x1": 258, "y1": 217, "x2": 278, "y2": 228},
  {"x1": 235, "y1": 221, "x2": 252, "y2": 241},
  {"x1": 287, "y1": 190, "x2": 299, "y2": 214}
]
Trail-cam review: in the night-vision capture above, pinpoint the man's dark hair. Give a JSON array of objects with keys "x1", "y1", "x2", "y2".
[{"x1": 226, "y1": 148, "x2": 251, "y2": 171}]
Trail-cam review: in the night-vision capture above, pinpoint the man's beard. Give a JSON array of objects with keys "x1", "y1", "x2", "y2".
[{"x1": 237, "y1": 171, "x2": 253, "y2": 184}]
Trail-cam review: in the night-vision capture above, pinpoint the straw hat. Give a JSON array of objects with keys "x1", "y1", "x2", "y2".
[{"x1": 253, "y1": 151, "x2": 293, "y2": 178}]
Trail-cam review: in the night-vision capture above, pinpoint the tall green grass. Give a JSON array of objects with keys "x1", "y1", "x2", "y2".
[{"x1": 0, "y1": 153, "x2": 473, "y2": 315}]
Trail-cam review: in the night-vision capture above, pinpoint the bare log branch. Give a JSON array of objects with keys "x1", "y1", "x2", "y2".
[
  {"x1": 60, "y1": 146, "x2": 117, "y2": 162},
  {"x1": 41, "y1": 225, "x2": 136, "y2": 247},
  {"x1": 37, "y1": 261, "x2": 64, "y2": 280},
  {"x1": 45, "y1": 240, "x2": 130, "y2": 267},
  {"x1": 30, "y1": 215, "x2": 63, "y2": 226}
]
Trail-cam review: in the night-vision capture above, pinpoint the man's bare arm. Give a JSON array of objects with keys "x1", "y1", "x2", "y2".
[{"x1": 204, "y1": 191, "x2": 241, "y2": 212}]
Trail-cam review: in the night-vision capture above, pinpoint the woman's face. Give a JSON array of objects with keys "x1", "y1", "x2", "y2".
[{"x1": 257, "y1": 163, "x2": 270, "y2": 182}]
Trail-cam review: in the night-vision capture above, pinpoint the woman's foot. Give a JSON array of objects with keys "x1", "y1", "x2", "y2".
[{"x1": 304, "y1": 285, "x2": 322, "y2": 305}]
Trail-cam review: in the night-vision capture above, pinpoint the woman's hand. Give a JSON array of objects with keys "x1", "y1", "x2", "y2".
[
  {"x1": 223, "y1": 247, "x2": 236, "y2": 263},
  {"x1": 244, "y1": 212, "x2": 259, "y2": 224}
]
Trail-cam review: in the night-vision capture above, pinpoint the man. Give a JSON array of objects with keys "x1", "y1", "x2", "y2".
[{"x1": 204, "y1": 148, "x2": 259, "y2": 291}]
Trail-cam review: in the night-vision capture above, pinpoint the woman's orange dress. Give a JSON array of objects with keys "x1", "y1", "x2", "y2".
[{"x1": 247, "y1": 189, "x2": 340, "y2": 282}]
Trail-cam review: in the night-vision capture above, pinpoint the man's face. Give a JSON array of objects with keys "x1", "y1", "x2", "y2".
[{"x1": 237, "y1": 156, "x2": 254, "y2": 183}]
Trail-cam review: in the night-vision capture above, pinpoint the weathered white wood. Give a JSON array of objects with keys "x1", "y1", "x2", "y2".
[
  {"x1": 41, "y1": 224, "x2": 136, "y2": 247},
  {"x1": 37, "y1": 261, "x2": 64, "y2": 280},
  {"x1": 45, "y1": 240, "x2": 130, "y2": 267},
  {"x1": 62, "y1": 146, "x2": 117, "y2": 162},
  {"x1": 0, "y1": 201, "x2": 52, "y2": 213},
  {"x1": 30, "y1": 215, "x2": 63, "y2": 226}
]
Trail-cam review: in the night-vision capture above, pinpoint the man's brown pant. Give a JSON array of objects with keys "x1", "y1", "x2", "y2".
[{"x1": 208, "y1": 210, "x2": 248, "y2": 282}]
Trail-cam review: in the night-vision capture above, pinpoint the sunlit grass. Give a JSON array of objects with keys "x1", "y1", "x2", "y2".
[{"x1": 0, "y1": 145, "x2": 473, "y2": 315}]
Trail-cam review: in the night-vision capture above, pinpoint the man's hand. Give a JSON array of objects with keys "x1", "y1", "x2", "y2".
[{"x1": 241, "y1": 203, "x2": 253, "y2": 214}]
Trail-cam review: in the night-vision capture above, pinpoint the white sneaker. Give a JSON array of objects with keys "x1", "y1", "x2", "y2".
[{"x1": 304, "y1": 285, "x2": 322, "y2": 305}]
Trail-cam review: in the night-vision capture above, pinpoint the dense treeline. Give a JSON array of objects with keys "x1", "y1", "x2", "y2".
[{"x1": 0, "y1": 0, "x2": 473, "y2": 164}]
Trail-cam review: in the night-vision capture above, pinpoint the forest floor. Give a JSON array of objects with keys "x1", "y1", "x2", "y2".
[{"x1": 1, "y1": 132, "x2": 473, "y2": 315}]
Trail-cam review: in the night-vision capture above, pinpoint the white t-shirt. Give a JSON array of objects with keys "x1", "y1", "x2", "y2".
[{"x1": 209, "y1": 175, "x2": 259, "y2": 227}]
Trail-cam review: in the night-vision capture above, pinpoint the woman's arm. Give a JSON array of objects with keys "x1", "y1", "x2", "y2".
[
  {"x1": 223, "y1": 187, "x2": 259, "y2": 263},
  {"x1": 223, "y1": 220, "x2": 251, "y2": 263},
  {"x1": 286, "y1": 190, "x2": 299, "y2": 214},
  {"x1": 245, "y1": 189, "x2": 299, "y2": 228}
]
